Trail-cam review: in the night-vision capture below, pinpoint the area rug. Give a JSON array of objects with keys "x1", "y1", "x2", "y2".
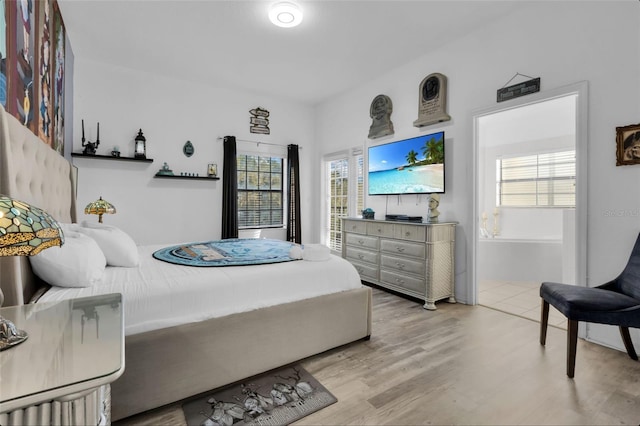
[
  {"x1": 182, "y1": 366, "x2": 337, "y2": 426},
  {"x1": 153, "y1": 238, "x2": 299, "y2": 267}
]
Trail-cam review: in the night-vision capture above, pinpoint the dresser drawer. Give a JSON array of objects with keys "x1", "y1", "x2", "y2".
[
  {"x1": 366, "y1": 222, "x2": 394, "y2": 238},
  {"x1": 345, "y1": 246, "x2": 378, "y2": 265},
  {"x1": 345, "y1": 233, "x2": 378, "y2": 250},
  {"x1": 380, "y1": 269, "x2": 426, "y2": 295},
  {"x1": 380, "y1": 239, "x2": 426, "y2": 259},
  {"x1": 348, "y1": 260, "x2": 378, "y2": 282},
  {"x1": 394, "y1": 224, "x2": 426, "y2": 242},
  {"x1": 381, "y1": 254, "x2": 426, "y2": 276},
  {"x1": 343, "y1": 220, "x2": 367, "y2": 234}
]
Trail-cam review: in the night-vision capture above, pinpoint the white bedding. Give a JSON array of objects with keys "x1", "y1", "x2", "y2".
[{"x1": 37, "y1": 244, "x2": 363, "y2": 336}]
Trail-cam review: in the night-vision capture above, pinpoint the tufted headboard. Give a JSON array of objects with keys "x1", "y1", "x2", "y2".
[{"x1": 0, "y1": 105, "x2": 77, "y2": 306}]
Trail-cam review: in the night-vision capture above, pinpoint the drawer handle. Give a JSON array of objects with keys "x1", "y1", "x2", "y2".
[
  {"x1": 358, "y1": 254, "x2": 365, "y2": 259},
  {"x1": 395, "y1": 262, "x2": 405, "y2": 269},
  {"x1": 395, "y1": 278, "x2": 405, "y2": 284},
  {"x1": 358, "y1": 239, "x2": 365, "y2": 245},
  {"x1": 396, "y1": 247, "x2": 405, "y2": 252},
  {"x1": 405, "y1": 231, "x2": 411, "y2": 237},
  {"x1": 377, "y1": 228, "x2": 382, "y2": 233},
  {"x1": 351, "y1": 225, "x2": 357, "y2": 230}
]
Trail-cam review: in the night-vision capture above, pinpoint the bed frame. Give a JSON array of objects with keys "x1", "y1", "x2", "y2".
[{"x1": 0, "y1": 105, "x2": 373, "y2": 421}]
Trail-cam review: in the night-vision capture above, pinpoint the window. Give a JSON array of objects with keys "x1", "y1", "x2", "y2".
[
  {"x1": 324, "y1": 150, "x2": 364, "y2": 252},
  {"x1": 497, "y1": 150, "x2": 575, "y2": 207},
  {"x1": 237, "y1": 154, "x2": 283, "y2": 228}
]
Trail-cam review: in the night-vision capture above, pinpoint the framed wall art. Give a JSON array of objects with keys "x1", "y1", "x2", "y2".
[
  {"x1": 0, "y1": 0, "x2": 7, "y2": 110},
  {"x1": 616, "y1": 123, "x2": 640, "y2": 166},
  {"x1": 1, "y1": 0, "x2": 68, "y2": 154}
]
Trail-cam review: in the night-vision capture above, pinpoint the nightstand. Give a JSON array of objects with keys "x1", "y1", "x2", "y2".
[{"x1": 0, "y1": 293, "x2": 124, "y2": 425}]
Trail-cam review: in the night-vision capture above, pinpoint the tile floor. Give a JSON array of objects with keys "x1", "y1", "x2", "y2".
[{"x1": 478, "y1": 280, "x2": 567, "y2": 329}]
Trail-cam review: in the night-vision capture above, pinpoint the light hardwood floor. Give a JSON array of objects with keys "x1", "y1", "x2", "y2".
[{"x1": 115, "y1": 288, "x2": 640, "y2": 425}]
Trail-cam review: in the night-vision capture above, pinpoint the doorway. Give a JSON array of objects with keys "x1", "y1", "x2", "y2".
[{"x1": 472, "y1": 82, "x2": 588, "y2": 328}]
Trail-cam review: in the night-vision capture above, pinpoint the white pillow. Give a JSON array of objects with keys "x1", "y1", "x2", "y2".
[
  {"x1": 303, "y1": 244, "x2": 331, "y2": 261},
  {"x1": 59, "y1": 222, "x2": 81, "y2": 234},
  {"x1": 29, "y1": 231, "x2": 106, "y2": 288},
  {"x1": 78, "y1": 221, "x2": 140, "y2": 267}
]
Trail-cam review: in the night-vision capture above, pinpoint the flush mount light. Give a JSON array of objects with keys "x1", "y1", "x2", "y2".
[{"x1": 269, "y1": 1, "x2": 303, "y2": 28}]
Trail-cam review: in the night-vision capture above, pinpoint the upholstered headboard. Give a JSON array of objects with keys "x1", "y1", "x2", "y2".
[{"x1": 0, "y1": 105, "x2": 77, "y2": 306}]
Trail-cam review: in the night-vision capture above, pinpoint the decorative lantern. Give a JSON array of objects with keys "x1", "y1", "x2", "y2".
[{"x1": 134, "y1": 129, "x2": 146, "y2": 159}]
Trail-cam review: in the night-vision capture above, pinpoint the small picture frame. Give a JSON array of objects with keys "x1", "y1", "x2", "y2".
[
  {"x1": 207, "y1": 163, "x2": 218, "y2": 177},
  {"x1": 616, "y1": 123, "x2": 640, "y2": 166}
]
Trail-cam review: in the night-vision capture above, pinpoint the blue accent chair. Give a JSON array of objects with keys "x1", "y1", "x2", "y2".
[{"x1": 540, "y1": 232, "x2": 640, "y2": 378}]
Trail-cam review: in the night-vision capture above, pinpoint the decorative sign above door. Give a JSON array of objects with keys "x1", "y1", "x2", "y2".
[
  {"x1": 497, "y1": 75, "x2": 541, "y2": 103},
  {"x1": 250, "y1": 107, "x2": 270, "y2": 135},
  {"x1": 413, "y1": 73, "x2": 451, "y2": 128}
]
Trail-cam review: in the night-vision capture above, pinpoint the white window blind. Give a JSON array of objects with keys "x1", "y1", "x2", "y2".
[
  {"x1": 324, "y1": 150, "x2": 364, "y2": 252},
  {"x1": 497, "y1": 150, "x2": 575, "y2": 207},
  {"x1": 237, "y1": 154, "x2": 284, "y2": 228}
]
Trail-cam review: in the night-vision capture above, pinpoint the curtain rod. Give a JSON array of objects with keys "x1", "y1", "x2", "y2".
[{"x1": 216, "y1": 137, "x2": 302, "y2": 149}]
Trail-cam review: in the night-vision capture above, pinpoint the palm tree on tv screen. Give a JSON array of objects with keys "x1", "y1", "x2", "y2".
[
  {"x1": 422, "y1": 137, "x2": 444, "y2": 164},
  {"x1": 406, "y1": 149, "x2": 419, "y2": 166}
]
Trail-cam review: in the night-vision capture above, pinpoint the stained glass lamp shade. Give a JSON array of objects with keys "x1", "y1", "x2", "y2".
[
  {"x1": 0, "y1": 196, "x2": 64, "y2": 256},
  {"x1": 0, "y1": 195, "x2": 65, "y2": 350},
  {"x1": 85, "y1": 196, "x2": 116, "y2": 223}
]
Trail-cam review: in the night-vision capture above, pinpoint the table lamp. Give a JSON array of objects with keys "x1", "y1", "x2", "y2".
[
  {"x1": 0, "y1": 195, "x2": 65, "y2": 350},
  {"x1": 84, "y1": 196, "x2": 116, "y2": 223}
]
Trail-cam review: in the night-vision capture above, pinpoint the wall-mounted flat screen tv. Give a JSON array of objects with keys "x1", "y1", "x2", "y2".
[{"x1": 368, "y1": 131, "x2": 445, "y2": 195}]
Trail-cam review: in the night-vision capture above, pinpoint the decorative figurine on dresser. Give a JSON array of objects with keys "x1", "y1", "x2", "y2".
[
  {"x1": 426, "y1": 193, "x2": 440, "y2": 223},
  {"x1": 341, "y1": 217, "x2": 456, "y2": 310}
]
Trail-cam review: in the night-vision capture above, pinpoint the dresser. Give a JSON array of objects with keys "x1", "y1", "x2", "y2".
[
  {"x1": 342, "y1": 218, "x2": 456, "y2": 310},
  {"x1": 0, "y1": 293, "x2": 124, "y2": 426}
]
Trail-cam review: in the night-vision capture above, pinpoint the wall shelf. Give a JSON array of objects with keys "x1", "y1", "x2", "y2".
[
  {"x1": 154, "y1": 174, "x2": 220, "y2": 181},
  {"x1": 71, "y1": 153, "x2": 154, "y2": 163}
]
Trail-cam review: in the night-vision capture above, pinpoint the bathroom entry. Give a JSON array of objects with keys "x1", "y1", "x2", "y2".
[{"x1": 472, "y1": 82, "x2": 588, "y2": 322}]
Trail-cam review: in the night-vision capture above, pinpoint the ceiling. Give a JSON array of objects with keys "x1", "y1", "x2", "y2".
[{"x1": 57, "y1": 0, "x2": 523, "y2": 106}]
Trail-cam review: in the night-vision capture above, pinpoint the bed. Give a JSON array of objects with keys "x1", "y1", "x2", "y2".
[{"x1": 0, "y1": 105, "x2": 372, "y2": 421}]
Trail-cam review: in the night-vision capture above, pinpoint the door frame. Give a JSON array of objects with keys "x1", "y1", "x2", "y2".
[{"x1": 470, "y1": 81, "x2": 588, "y2": 323}]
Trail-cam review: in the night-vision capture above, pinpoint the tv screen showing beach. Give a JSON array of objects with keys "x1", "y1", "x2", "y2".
[{"x1": 368, "y1": 132, "x2": 445, "y2": 195}]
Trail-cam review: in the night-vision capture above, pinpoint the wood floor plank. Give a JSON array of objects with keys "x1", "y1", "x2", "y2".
[{"x1": 114, "y1": 288, "x2": 640, "y2": 425}]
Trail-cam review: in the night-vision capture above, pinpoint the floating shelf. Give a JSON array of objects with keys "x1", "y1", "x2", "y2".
[
  {"x1": 71, "y1": 153, "x2": 154, "y2": 163},
  {"x1": 154, "y1": 174, "x2": 220, "y2": 181}
]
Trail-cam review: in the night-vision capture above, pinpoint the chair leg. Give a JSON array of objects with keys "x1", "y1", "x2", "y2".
[
  {"x1": 619, "y1": 326, "x2": 639, "y2": 361},
  {"x1": 567, "y1": 320, "x2": 578, "y2": 378},
  {"x1": 540, "y1": 300, "x2": 550, "y2": 345}
]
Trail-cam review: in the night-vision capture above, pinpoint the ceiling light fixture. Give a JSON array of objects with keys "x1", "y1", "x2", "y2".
[{"x1": 269, "y1": 1, "x2": 303, "y2": 28}]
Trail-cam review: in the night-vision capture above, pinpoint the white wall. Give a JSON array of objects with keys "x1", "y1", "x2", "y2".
[
  {"x1": 72, "y1": 59, "x2": 316, "y2": 245},
  {"x1": 314, "y1": 2, "x2": 640, "y2": 350}
]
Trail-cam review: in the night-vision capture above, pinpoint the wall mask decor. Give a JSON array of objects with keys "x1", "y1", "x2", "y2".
[
  {"x1": 183, "y1": 140, "x2": 194, "y2": 157},
  {"x1": 413, "y1": 72, "x2": 451, "y2": 128},
  {"x1": 368, "y1": 94, "x2": 394, "y2": 139}
]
